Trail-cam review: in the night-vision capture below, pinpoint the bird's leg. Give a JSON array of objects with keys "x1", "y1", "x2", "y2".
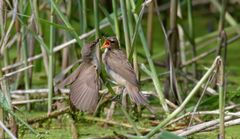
[{"x1": 122, "y1": 88, "x2": 130, "y2": 111}]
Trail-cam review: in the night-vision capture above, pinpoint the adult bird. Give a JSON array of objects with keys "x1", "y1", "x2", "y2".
[
  {"x1": 101, "y1": 37, "x2": 147, "y2": 105},
  {"x1": 56, "y1": 39, "x2": 100, "y2": 113}
]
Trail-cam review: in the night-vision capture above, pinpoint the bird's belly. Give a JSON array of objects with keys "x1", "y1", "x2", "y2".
[{"x1": 108, "y1": 69, "x2": 126, "y2": 86}]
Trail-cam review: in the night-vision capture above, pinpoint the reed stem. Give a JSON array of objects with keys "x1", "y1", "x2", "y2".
[
  {"x1": 120, "y1": 0, "x2": 131, "y2": 57},
  {"x1": 187, "y1": 0, "x2": 197, "y2": 78},
  {"x1": 112, "y1": 0, "x2": 120, "y2": 42},
  {"x1": 48, "y1": 0, "x2": 55, "y2": 114}
]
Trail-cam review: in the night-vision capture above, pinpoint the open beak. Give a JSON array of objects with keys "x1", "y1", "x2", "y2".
[{"x1": 101, "y1": 40, "x2": 110, "y2": 49}]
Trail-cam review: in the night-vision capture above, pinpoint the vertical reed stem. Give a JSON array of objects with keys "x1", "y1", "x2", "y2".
[
  {"x1": 23, "y1": 34, "x2": 31, "y2": 111},
  {"x1": 0, "y1": 107, "x2": 4, "y2": 139},
  {"x1": 187, "y1": 0, "x2": 197, "y2": 78},
  {"x1": 126, "y1": 0, "x2": 139, "y2": 79},
  {"x1": 218, "y1": 59, "x2": 225, "y2": 139},
  {"x1": 48, "y1": 0, "x2": 55, "y2": 114},
  {"x1": 120, "y1": 0, "x2": 131, "y2": 57},
  {"x1": 93, "y1": 0, "x2": 100, "y2": 60},
  {"x1": 112, "y1": 0, "x2": 120, "y2": 43},
  {"x1": 218, "y1": 0, "x2": 227, "y2": 138},
  {"x1": 82, "y1": 0, "x2": 87, "y2": 45},
  {"x1": 147, "y1": 1, "x2": 153, "y2": 53}
]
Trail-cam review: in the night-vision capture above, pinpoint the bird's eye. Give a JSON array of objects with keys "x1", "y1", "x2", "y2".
[{"x1": 110, "y1": 40, "x2": 114, "y2": 43}]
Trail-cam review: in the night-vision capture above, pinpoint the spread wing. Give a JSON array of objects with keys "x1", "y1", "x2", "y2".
[
  {"x1": 104, "y1": 49, "x2": 138, "y2": 86},
  {"x1": 55, "y1": 65, "x2": 83, "y2": 89},
  {"x1": 69, "y1": 63, "x2": 99, "y2": 112}
]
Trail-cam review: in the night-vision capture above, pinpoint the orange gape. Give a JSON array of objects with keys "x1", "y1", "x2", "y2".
[{"x1": 101, "y1": 40, "x2": 110, "y2": 48}]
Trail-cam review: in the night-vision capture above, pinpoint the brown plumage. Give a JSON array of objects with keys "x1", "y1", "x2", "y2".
[
  {"x1": 56, "y1": 39, "x2": 100, "y2": 112},
  {"x1": 102, "y1": 37, "x2": 147, "y2": 105}
]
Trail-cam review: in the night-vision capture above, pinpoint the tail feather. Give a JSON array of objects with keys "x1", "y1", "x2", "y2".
[{"x1": 126, "y1": 83, "x2": 148, "y2": 105}]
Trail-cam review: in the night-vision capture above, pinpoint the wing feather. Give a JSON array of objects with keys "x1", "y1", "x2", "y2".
[
  {"x1": 104, "y1": 49, "x2": 138, "y2": 86},
  {"x1": 69, "y1": 63, "x2": 99, "y2": 112},
  {"x1": 56, "y1": 65, "x2": 83, "y2": 89}
]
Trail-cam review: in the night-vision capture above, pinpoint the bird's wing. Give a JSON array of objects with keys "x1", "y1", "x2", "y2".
[
  {"x1": 70, "y1": 63, "x2": 99, "y2": 112},
  {"x1": 55, "y1": 65, "x2": 83, "y2": 89},
  {"x1": 105, "y1": 49, "x2": 138, "y2": 86}
]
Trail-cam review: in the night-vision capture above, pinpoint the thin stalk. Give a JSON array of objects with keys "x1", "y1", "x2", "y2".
[
  {"x1": 120, "y1": 0, "x2": 131, "y2": 57},
  {"x1": 112, "y1": 0, "x2": 120, "y2": 43},
  {"x1": 82, "y1": 0, "x2": 87, "y2": 45},
  {"x1": 30, "y1": 0, "x2": 49, "y2": 74},
  {"x1": 0, "y1": 0, "x2": 5, "y2": 38},
  {"x1": 0, "y1": 107, "x2": 3, "y2": 139},
  {"x1": 61, "y1": 1, "x2": 71, "y2": 70},
  {"x1": 169, "y1": 0, "x2": 182, "y2": 104},
  {"x1": 20, "y1": 0, "x2": 30, "y2": 111},
  {"x1": 130, "y1": 0, "x2": 169, "y2": 114},
  {"x1": 217, "y1": 1, "x2": 227, "y2": 138},
  {"x1": 141, "y1": 57, "x2": 220, "y2": 139},
  {"x1": 22, "y1": 31, "x2": 31, "y2": 111},
  {"x1": 126, "y1": 0, "x2": 139, "y2": 79},
  {"x1": 48, "y1": 0, "x2": 55, "y2": 114},
  {"x1": 77, "y1": 0, "x2": 83, "y2": 44},
  {"x1": 217, "y1": 59, "x2": 225, "y2": 139},
  {"x1": 147, "y1": 1, "x2": 153, "y2": 53},
  {"x1": 218, "y1": 0, "x2": 227, "y2": 31},
  {"x1": 3, "y1": 48, "x2": 9, "y2": 74},
  {"x1": 93, "y1": 0, "x2": 100, "y2": 60},
  {"x1": 187, "y1": 0, "x2": 197, "y2": 78}
]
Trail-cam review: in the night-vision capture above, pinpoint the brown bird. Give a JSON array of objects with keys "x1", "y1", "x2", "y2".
[
  {"x1": 56, "y1": 39, "x2": 100, "y2": 112},
  {"x1": 101, "y1": 37, "x2": 147, "y2": 105}
]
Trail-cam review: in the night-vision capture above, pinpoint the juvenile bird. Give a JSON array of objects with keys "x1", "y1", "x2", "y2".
[
  {"x1": 56, "y1": 39, "x2": 100, "y2": 112},
  {"x1": 101, "y1": 37, "x2": 147, "y2": 105}
]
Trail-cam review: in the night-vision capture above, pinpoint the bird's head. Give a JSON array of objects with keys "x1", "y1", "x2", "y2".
[
  {"x1": 81, "y1": 38, "x2": 100, "y2": 60},
  {"x1": 101, "y1": 36, "x2": 119, "y2": 49}
]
